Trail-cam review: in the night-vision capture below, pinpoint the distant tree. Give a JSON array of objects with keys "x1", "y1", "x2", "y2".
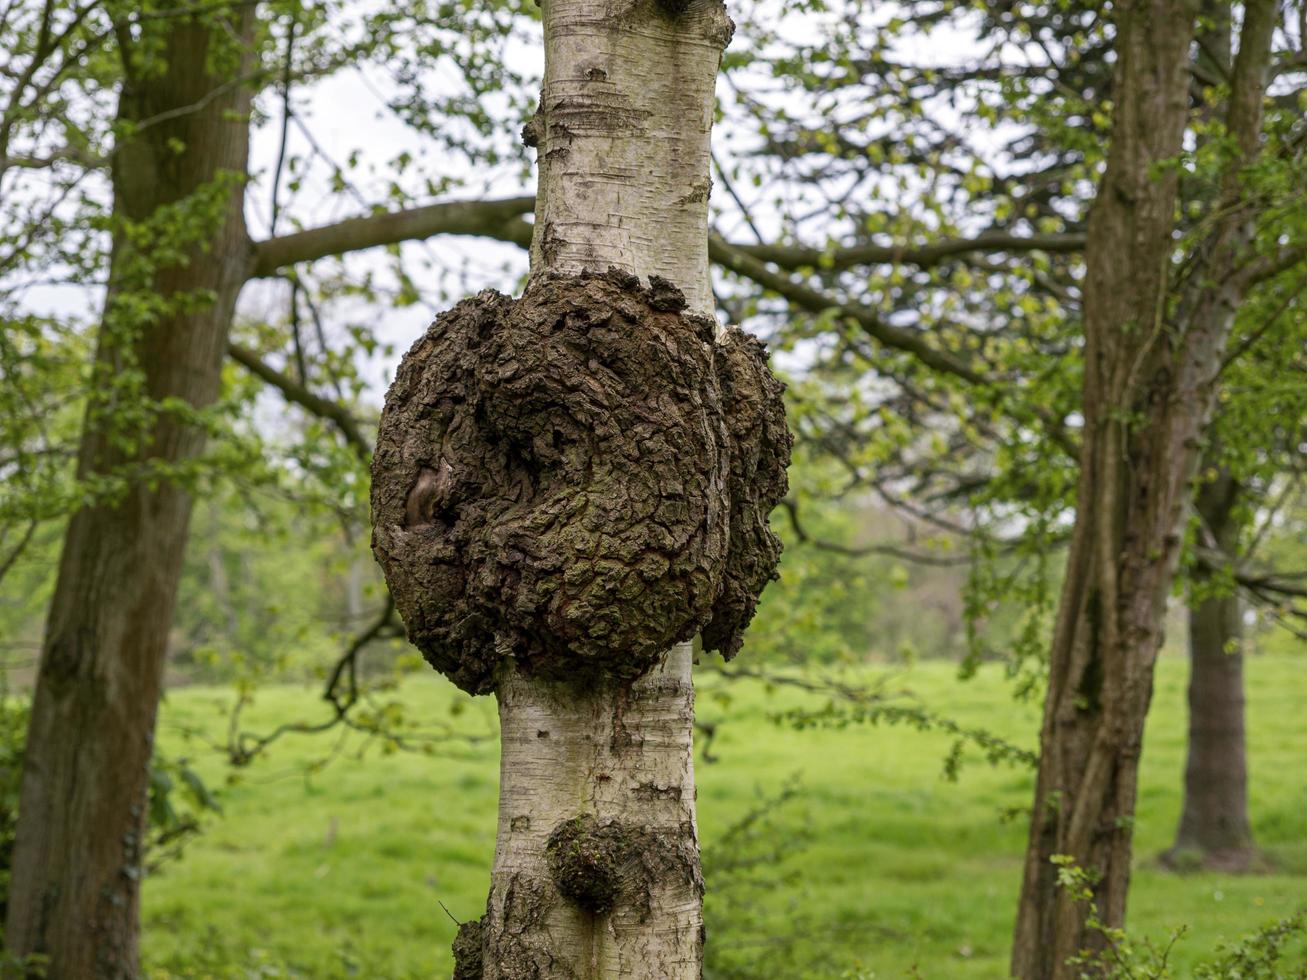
[
  {"x1": 1010, "y1": 2, "x2": 1289, "y2": 973},
  {"x1": 1169, "y1": 329, "x2": 1307, "y2": 871}
]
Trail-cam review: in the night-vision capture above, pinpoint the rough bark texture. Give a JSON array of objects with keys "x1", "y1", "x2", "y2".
[
  {"x1": 373, "y1": 0, "x2": 769, "y2": 975},
  {"x1": 472, "y1": 649, "x2": 705, "y2": 978},
  {"x1": 1010, "y1": 3, "x2": 1278, "y2": 977},
  {"x1": 545, "y1": 814, "x2": 698, "y2": 918},
  {"x1": 1167, "y1": 470, "x2": 1255, "y2": 871},
  {"x1": 702, "y1": 329, "x2": 789, "y2": 660},
  {"x1": 373, "y1": 271, "x2": 786, "y2": 696},
  {"x1": 4, "y1": 14, "x2": 255, "y2": 977}
]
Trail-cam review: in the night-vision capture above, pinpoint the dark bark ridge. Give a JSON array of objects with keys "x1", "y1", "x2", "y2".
[
  {"x1": 456, "y1": 877, "x2": 571, "y2": 979},
  {"x1": 703, "y1": 326, "x2": 790, "y2": 659},
  {"x1": 371, "y1": 269, "x2": 790, "y2": 694}
]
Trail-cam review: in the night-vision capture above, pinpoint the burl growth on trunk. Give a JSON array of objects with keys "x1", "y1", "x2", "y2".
[{"x1": 371, "y1": 269, "x2": 790, "y2": 693}]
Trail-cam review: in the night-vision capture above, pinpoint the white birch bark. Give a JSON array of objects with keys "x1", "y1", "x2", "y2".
[
  {"x1": 528, "y1": 0, "x2": 731, "y2": 315},
  {"x1": 483, "y1": 644, "x2": 702, "y2": 977},
  {"x1": 473, "y1": 1, "x2": 732, "y2": 976}
]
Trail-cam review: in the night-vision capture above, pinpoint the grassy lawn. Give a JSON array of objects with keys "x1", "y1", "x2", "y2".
[{"x1": 142, "y1": 653, "x2": 1307, "y2": 978}]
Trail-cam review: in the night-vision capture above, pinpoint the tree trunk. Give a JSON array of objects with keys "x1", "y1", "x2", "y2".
[
  {"x1": 460, "y1": 2, "x2": 733, "y2": 976},
  {"x1": 476, "y1": 645, "x2": 703, "y2": 977},
  {"x1": 1010, "y1": 2, "x2": 1277, "y2": 977},
  {"x1": 4, "y1": 13, "x2": 255, "y2": 977},
  {"x1": 1167, "y1": 470, "x2": 1254, "y2": 870}
]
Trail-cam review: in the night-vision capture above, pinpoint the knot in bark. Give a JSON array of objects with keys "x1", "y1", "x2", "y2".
[
  {"x1": 545, "y1": 814, "x2": 700, "y2": 918},
  {"x1": 655, "y1": 0, "x2": 693, "y2": 18},
  {"x1": 546, "y1": 816, "x2": 631, "y2": 915},
  {"x1": 653, "y1": 0, "x2": 737, "y2": 49},
  {"x1": 371, "y1": 269, "x2": 791, "y2": 694}
]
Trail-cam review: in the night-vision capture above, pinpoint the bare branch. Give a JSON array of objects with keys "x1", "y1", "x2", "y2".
[
  {"x1": 0, "y1": 146, "x2": 104, "y2": 170},
  {"x1": 713, "y1": 241, "x2": 1077, "y2": 457},
  {"x1": 733, "y1": 231, "x2": 1085, "y2": 272},
  {"x1": 248, "y1": 197, "x2": 535, "y2": 278},
  {"x1": 248, "y1": 193, "x2": 1086, "y2": 283},
  {"x1": 0, "y1": 519, "x2": 36, "y2": 587},
  {"x1": 1245, "y1": 241, "x2": 1307, "y2": 286},
  {"x1": 1235, "y1": 568, "x2": 1307, "y2": 599},
  {"x1": 227, "y1": 597, "x2": 395, "y2": 766},
  {"x1": 778, "y1": 498, "x2": 970, "y2": 567},
  {"x1": 227, "y1": 341, "x2": 369, "y2": 459},
  {"x1": 708, "y1": 235, "x2": 988, "y2": 385}
]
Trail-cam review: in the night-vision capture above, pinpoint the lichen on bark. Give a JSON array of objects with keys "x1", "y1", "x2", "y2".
[{"x1": 372, "y1": 269, "x2": 790, "y2": 695}]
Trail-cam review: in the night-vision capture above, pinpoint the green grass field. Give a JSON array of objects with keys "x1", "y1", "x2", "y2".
[{"x1": 142, "y1": 653, "x2": 1307, "y2": 978}]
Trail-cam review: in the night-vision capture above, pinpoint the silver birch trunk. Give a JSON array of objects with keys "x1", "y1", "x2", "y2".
[{"x1": 472, "y1": 1, "x2": 733, "y2": 976}]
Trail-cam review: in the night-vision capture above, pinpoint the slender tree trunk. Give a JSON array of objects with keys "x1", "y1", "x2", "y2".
[
  {"x1": 4, "y1": 13, "x2": 255, "y2": 977},
  {"x1": 209, "y1": 504, "x2": 241, "y2": 643},
  {"x1": 1167, "y1": 470, "x2": 1255, "y2": 870},
  {"x1": 478, "y1": 645, "x2": 703, "y2": 977},
  {"x1": 458, "y1": 2, "x2": 732, "y2": 976},
  {"x1": 1011, "y1": 2, "x2": 1277, "y2": 977}
]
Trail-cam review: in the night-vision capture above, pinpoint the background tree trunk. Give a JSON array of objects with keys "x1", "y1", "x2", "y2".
[
  {"x1": 1009, "y1": 1, "x2": 1279, "y2": 976},
  {"x1": 1161, "y1": 0, "x2": 1255, "y2": 873},
  {"x1": 1168, "y1": 470, "x2": 1255, "y2": 870},
  {"x1": 4, "y1": 13, "x2": 255, "y2": 977},
  {"x1": 461, "y1": 2, "x2": 733, "y2": 976}
]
